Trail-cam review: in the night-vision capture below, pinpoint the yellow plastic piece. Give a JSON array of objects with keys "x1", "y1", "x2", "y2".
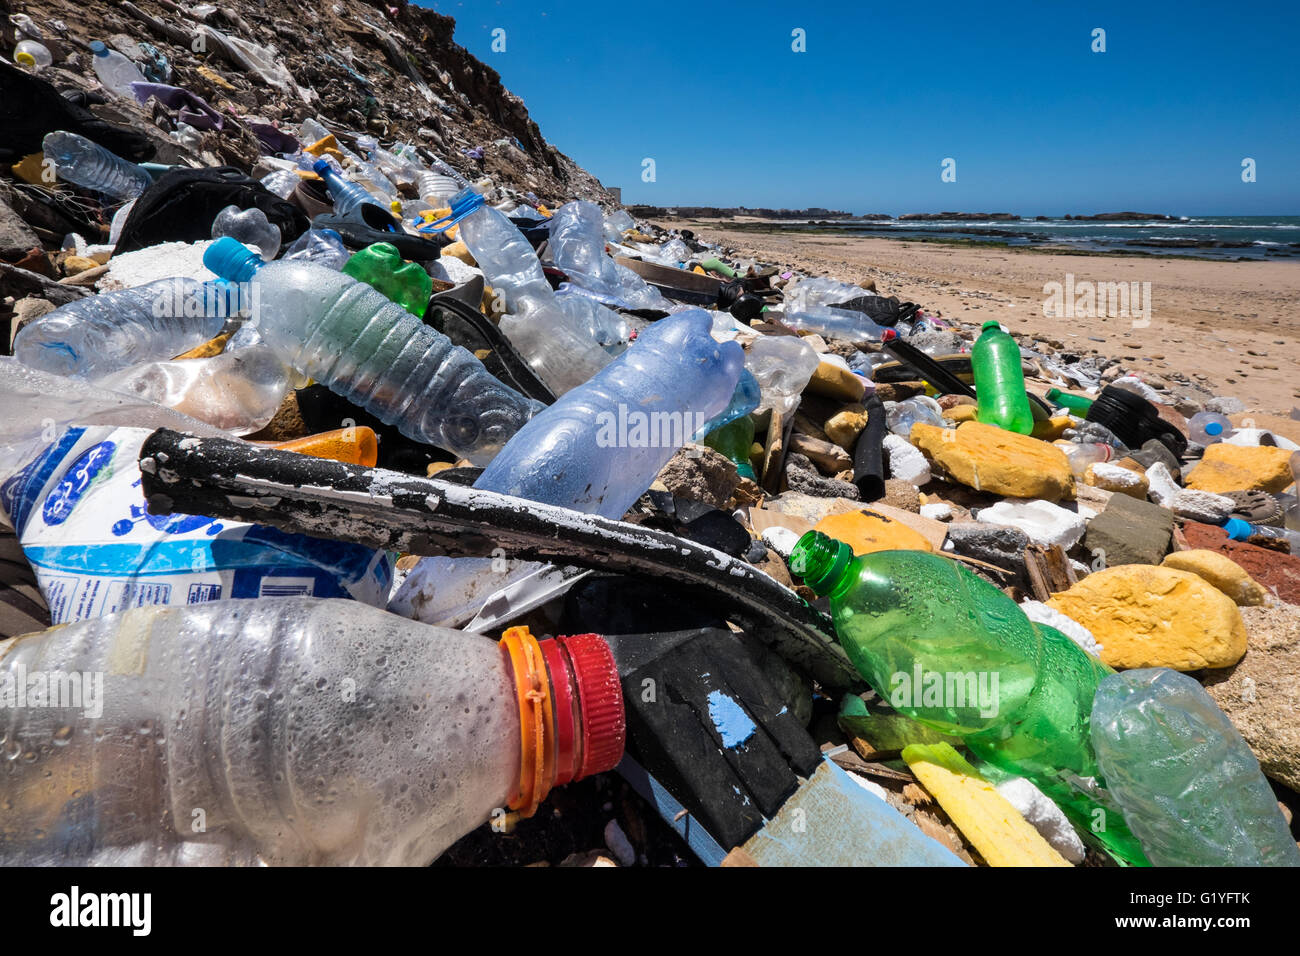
[
  {"x1": 11, "y1": 152, "x2": 48, "y2": 185},
  {"x1": 266, "y1": 427, "x2": 379, "y2": 467},
  {"x1": 304, "y1": 135, "x2": 339, "y2": 157},
  {"x1": 536, "y1": 204, "x2": 552, "y2": 218},
  {"x1": 901, "y1": 743, "x2": 1071, "y2": 867},
  {"x1": 172, "y1": 332, "x2": 231, "y2": 360}
]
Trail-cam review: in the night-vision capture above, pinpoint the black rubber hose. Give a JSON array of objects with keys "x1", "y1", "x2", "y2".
[{"x1": 852, "y1": 395, "x2": 887, "y2": 501}]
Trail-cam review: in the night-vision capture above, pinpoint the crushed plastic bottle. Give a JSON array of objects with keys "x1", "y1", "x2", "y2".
[
  {"x1": 259, "y1": 168, "x2": 300, "y2": 200},
  {"x1": 41, "y1": 131, "x2": 152, "y2": 201},
  {"x1": 1187, "y1": 410, "x2": 1235, "y2": 446},
  {"x1": 13, "y1": 39, "x2": 52, "y2": 71},
  {"x1": 1091, "y1": 668, "x2": 1300, "y2": 867},
  {"x1": 886, "y1": 396, "x2": 945, "y2": 437},
  {"x1": 0, "y1": 598, "x2": 624, "y2": 865},
  {"x1": 747, "y1": 335, "x2": 820, "y2": 416},
  {"x1": 972, "y1": 320, "x2": 1033, "y2": 434},
  {"x1": 203, "y1": 237, "x2": 541, "y2": 463},
  {"x1": 13, "y1": 278, "x2": 236, "y2": 379},
  {"x1": 211, "y1": 204, "x2": 281, "y2": 260},
  {"x1": 475, "y1": 310, "x2": 744, "y2": 518},
  {"x1": 789, "y1": 532, "x2": 1149, "y2": 866},
  {"x1": 281, "y1": 228, "x2": 349, "y2": 270},
  {"x1": 88, "y1": 40, "x2": 145, "y2": 98},
  {"x1": 547, "y1": 200, "x2": 672, "y2": 311},
  {"x1": 1054, "y1": 439, "x2": 1115, "y2": 476}
]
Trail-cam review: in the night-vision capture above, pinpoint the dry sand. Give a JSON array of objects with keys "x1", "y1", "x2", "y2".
[{"x1": 680, "y1": 225, "x2": 1300, "y2": 418}]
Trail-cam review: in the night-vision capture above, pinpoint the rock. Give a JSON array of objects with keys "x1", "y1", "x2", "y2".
[
  {"x1": 1203, "y1": 603, "x2": 1300, "y2": 792},
  {"x1": 937, "y1": 394, "x2": 976, "y2": 410},
  {"x1": 920, "y1": 501, "x2": 954, "y2": 521},
  {"x1": 1029, "y1": 416, "x2": 1073, "y2": 441},
  {"x1": 784, "y1": 452, "x2": 860, "y2": 500},
  {"x1": 1161, "y1": 550, "x2": 1269, "y2": 606},
  {"x1": 765, "y1": 491, "x2": 858, "y2": 525},
  {"x1": 941, "y1": 404, "x2": 978, "y2": 424},
  {"x1": 1047, "y1": 565, "x2": 1247, "y2": 670},
  {"x1": 1205, "y1": 396, "x2": 1246, "y2": 415},
  {"x1": 1146, "y1": 462, "x2": 1236, "y2": 522},
  {"x1": 906, "y1": 330, "x2": 965, "y2": 355},
  {"x1": 1127, "y1": 438, "x2": 1182, "y2": 476},
  {"x1": 805, "y1": 358, "x2": 866, "y2": 402},
  {"x1": 945, "y1": 522, "x2": 1030, "y2": 580},
  {"x1": 1184, "y1": 443, "x2": 1296, "y2": 495},
  {"x1": 61, "y1": 255, "x2": 101, "y2": 276},
  {"x1": 1082, "y1": 492, "x2": 1174, "y2": 567},
  {"x1": 1084, "y1": 461, "x2": 1149, "y2": 499},
  {"x1": 0, "y1": 196, "x2": 40, "y2": 261},
  {"x1": 977, "y1": 499, "x2": 1086, "y2": 550},
  {"x1": 823, "y1": 403, "x2": 868, "y2": 449},
  {"x1": 874, "y1": 381, "x2": 926, "y2": 402},
  {"x1": 881, "y1": 479, "x2": 921, "y2": 512},
  {"x1": 603, "y1": 819, "x2": 636, "y2": 866},
  {"x1": 911, "y1": 422, "x2": 1075, "y2": 501},
  {"x1": 812, "y1": 510, "x2": 934, "y2": 555},
  {"x1": 789, "y1": 433, "x2": 853, "y2": 474},
  {"x1": 1181, "y1": 522, "x2": 1300, "y2": 606},
  {"x1": 882, "y1": 434, "x2": 931, "y2": 486},
  {"x1": 1020, "y1": 600, "x2": 1102, "y2": 656},
  {"x1": 657, "y1": 445, "x2": 740, "y2": 508}
]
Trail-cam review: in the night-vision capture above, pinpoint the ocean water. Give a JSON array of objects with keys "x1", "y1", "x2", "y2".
[{"x1": 792, "y1": 215, "x2": 1300, "y2": 260}]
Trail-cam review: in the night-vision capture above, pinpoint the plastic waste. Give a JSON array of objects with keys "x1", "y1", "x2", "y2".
[
  {"x1": 781, "y1": 306, "x2": 891, "y2": 342},
  {"x1": 211, "y1": 204, "x2": 281, "y2": 260},
  {"x1": 547, "y1": 200, "x2": 672, "y2": 311},
  {"x1": 281, "y1": 228, "x2": 348, "y2": 270},
  {"x1": 417, "y1": 170, "x2": 461, "y2": 204},
  {"x1": 88, "y1": 40, "x2": 145, "y2": 98},
  {"x1": 704, "y1": 417, "x2": 757, "y2": 480},
  {"x1": 786, "y1": 276, "x2": 875, "y2": 312},
  {"x1": 13, "y1": 39, "x2": 52, "y2": 70},
  {"x1": 886, "y1": 396, "x2": 945, "y2": 437},
  {"x1": 0, "y1": 427, "x2": 392, "y2": 625},
  {"x1": 259, "y1": 168, "x2": 300, "y2": 200},
  {"x1": 1223, "y1": 517, "x2": 1300, "y2": 552},
  {"x1": 789, "y1": 532, "x2": 1148, "y2": 865},
  {"x1": 311, "y1": 158, "x2": 386, "y2": 216},
  {"x1": 475, "y1": 310, "x2": 744, "y2": 518},
  {"x1": 1064, "y1": 419, "x2": 1130, "y2": 454},
  {"x1": 341, "y1": 242, "x2": 432, "y2": 318},
  {"x1": 1091, "y1": 668, "x2": 1300, "y2": 867},
  {"x1": 41, "y1": 131, "x2": 152, "y2": 201},
  {"x1": 13, "y1": 278, "x2": 236, "y2": 379},
  {"x1": 1187, "y1": 410, "x2": 1235, "y2": 446},
  {"x1": 1045, "y1": 387, "x2": 1094, "y2": 415},
  {"x1": 972, "y1": 320, "x2": 1033, "y2": 434},
  {"x1": 747, "y1": 335, "x2": 820, "y2": 416},
  {"x1": 1054, "y1": 440, "x2": 1115, "y2": 476},
  {"x1": 0, "y1": 597, "x2": 624, "y2": 864},
  {"x1": 203, "y1": 237, "x2": 541, "y2": 464}
]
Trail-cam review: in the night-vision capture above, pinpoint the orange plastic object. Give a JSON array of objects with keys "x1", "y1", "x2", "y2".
[
  {"x1": 172, "y1": 331, "x2": 231, "y2": 360},
  {"x1": 267, "y1": 427, "x2": 379, "y2": 466},
  {"x1": 304, "y1": 134, "x2": 339, "y2": 157},
  {"x1": 500, "y1": 626, "x2": 555, "y2": 818}
]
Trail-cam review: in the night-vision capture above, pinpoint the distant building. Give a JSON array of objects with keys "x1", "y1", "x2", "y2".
[{"x1": 607, "y1": 186, "x2": 621, "y2": 204}]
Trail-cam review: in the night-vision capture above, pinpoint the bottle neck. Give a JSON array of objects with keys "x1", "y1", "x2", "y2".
[{"x1": 789, "y1": 530, "x2": 857, "y2": 598}]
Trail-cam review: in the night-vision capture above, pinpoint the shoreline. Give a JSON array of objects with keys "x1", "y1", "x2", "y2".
[{"x1": 668, "y1": 223, "x2": 1300, "y2": 418}]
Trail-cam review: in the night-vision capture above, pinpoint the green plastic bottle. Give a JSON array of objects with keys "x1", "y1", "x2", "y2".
[
  {"x1": 972, "y1": 320, "x2": 1033, "y2": 434},
  {"x1": 789, "y1": 530, "x2": 1149, "y2": 865},
  {"x1": 703, "y1": 416, "x2": 756, "y2": 479},
  {"x1": 1046, "y1": 387, "x2": 1095, "y2": 415},
  {"x1": 341, "y1": 242, "x2": 432, "y2": 318}
]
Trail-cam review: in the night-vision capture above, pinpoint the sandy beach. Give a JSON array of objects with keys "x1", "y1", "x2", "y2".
[{"x1": 676, "y1": 224, "x2": 1300, "y2": 418}]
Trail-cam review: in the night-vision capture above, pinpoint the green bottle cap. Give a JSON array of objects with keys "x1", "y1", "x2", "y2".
[
  {"x1": 980, "y1": 319, "x2": 1002, "y2": 332},
  {"x1": 788, "y1": 530, "x2": 854, "y2": 596}
]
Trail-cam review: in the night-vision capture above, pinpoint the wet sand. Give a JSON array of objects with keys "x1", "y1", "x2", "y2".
[{"x1": 677, "y1": 224, "x2": 1300, "y2": 417}]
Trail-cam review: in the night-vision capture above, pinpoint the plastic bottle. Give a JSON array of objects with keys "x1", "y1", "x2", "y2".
[
  {"x1": 789, "y1": 532, "x2": 1148, "y2": 866},
  {"x1": 703, "y1": 416, "x2": 756, "y2": 480},
  {"x1": 211, "y1": 204, "x2": 281, "y2": 260},
  {"x1": 417, "y1": 170, "x2": 461, "y2": 204},
  {"x1": 474, "y1": 310, "x2": 744, "y2": 518},
  {"x1": 13, "y1": 39, "x2": 52, "y2": 71},
  {"x1": 281, "y1": 228, "x2": 348, "y2": 270},
  {"x1": 1045, "y1": 387, "x2": 1094, "y2": 415},
  {"x1": 311, "y1": 158, "x2": 387, "y2": 216},
  {"x1": 0, "y1": 597, "x2": 625, "y2": 865},
  {"x1": 88, "y1": 40, "x2": 146, "y2": 98},
  {"x1": 41, "y1": 131, "x2": 152, "y2": 201},
  {"x1": 1054, "y1": 440, "x2": 1115, "y2": 476},
  {"x1": 1090, "y1": 668, "x2": 1300, "y2": 867},
  {"x1": 438, "y1": 189, "x2": 624, "y2": 394},
  {"x1": 1223, "y1": 517, "x2": 1300, "y2": 553},
  {"x1": 547, "y1": 200, "x2": 671, "y2": 311},
  {"x1": 13, "y1": 278, "x2": 235, "y2": 379},
  {"x1": 746, "y1": 335, "x2": 820, "y2": 416},
  {"x1": 781, "y1": 306, "x2": 891, "y2": 342},
  {"x1": 203, "y1": 237, "x2": 541, "y2": 464},
  {"x1": 886, "y1": 396, "x2": 945, "y2": 437},
  {"x1": 972, "y1": 320, "x2": 1033, "y2": 434},
  {"x1": 341, "y1": 242, "x2": 432, "y2": 318},
  {"x1": 1063, "y1": 420, "x2": 1130, "y2": 455},
  {"x1": 1187, "y1": 410, "x2": 1234, "y2": 446}
]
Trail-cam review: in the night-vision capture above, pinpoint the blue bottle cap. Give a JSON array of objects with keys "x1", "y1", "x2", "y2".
[
  {"x1": 204, "y1": 236, "x2": 265, "y2": 283},
  {"x1": 1222, "y1": 517, "x2": 1253, "y2": 541},
  {"x1": 1206, "y1": 421, "x2": 1223, "y2": 436},
  {"x1": 89, "y1": 41, "x2": 109, "y2": 57},
  {"x1": 311, "y1": 158, "x2": 331, "y2": 176}
]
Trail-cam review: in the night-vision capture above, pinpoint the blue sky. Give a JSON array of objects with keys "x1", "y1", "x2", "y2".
[{"x1": 416, "y1": 0, "x2": 1299, "y2": 216}]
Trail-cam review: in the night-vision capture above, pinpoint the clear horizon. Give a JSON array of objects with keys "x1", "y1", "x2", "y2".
[{"x1": 418, "y1": 0, "x2": 1299, "y2": 217}]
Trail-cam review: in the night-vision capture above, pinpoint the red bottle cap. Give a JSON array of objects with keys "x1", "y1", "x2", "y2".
[{"x1": 555, "y1": 634, "x2": 626, "y2": 780}]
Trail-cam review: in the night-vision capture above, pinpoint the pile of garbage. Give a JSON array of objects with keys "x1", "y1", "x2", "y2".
[{"x1": 1, "y1": 4, "x2": 1298, "y2": 869}]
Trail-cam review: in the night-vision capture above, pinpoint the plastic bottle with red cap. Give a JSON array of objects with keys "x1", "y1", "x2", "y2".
[{"x1": 0, "y1": 597, "x2": 625, "y2": 865}]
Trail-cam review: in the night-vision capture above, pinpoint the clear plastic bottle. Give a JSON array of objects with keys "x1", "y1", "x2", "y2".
[
  {"x1": 886, "y1": 396, "x2": 945, "y2": 437},
  {"x1": 41, "y1": 131, "x2": 152, "y2": 201},
  {"x1": 1054, "y1": 440, "x2": 1115, "y2": 477},
  {"x1": 746, "y1": 335, "x2": 820, "y2": 416},
  {"x1": 781, "y1": 306, "x2": 890, "y2": 342},
  {"x1": 0, "y1": 597, "x2": 625, "y2": 865},
  {"x1": 88, "y1": 40, "x2": 145, "y2": 98},
  {"x1": 1091, "y1": 668, "x2": 1300, "y2": 867},
  {"x1": 1223, "y1": 518, "x2": 1300, "y2": 553},
  {"x1": 1187, "y1": 410, "x2": 1234, "y2": 446},
  {"x1": 211, "y1": 204, "x2": 281, "y2": 260},
  {"x1": 972, "y1": 320, "x2": 1033, "y2": 434},
  {"x1": 13, "y1": 277, "x2": 234, "y2": 379},
  {"x1": 547, "y1": 200, "x2": 671, "y2": 311},
  {"x1": 474, "y1": 310, "x2": 744, "y2": 518},
  {"x1": 788, "y1": 532, "x2": 1148, "y2": 866},
  {"x1": 417, "y1": 170, "x2": 461, "y2": 204},
  {"x1": 13, "y1": 39, "x2": 52, "y2": 71},
  {"x1": 281, "y1": 228, "x2": 349, "y2": 270},
  {"x1": 203, "y1": 237, "x2": 542, "y2": 464}
]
